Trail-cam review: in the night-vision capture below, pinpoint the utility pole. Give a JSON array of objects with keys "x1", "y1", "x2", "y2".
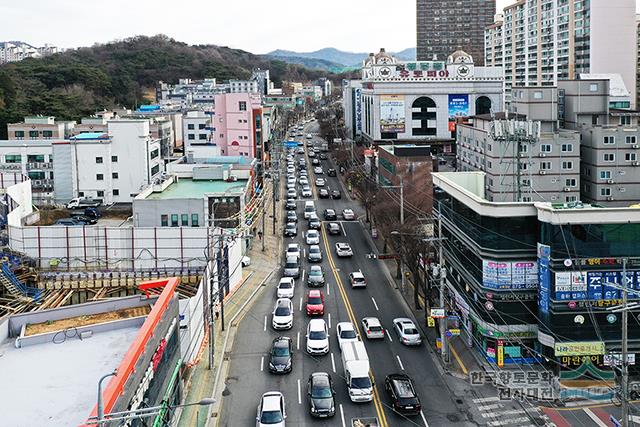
[
  {"x1": 261, "y1": 194, "x2": 265, "y2": 252},
  {"x1": 400, "y1": 176, "x2": 404, "y2": 226},
  {"x1": 203, "y1": 235, "x2": 213, "y2": 370},
  {"x1": 622, "y1": 257, "x2": 629, "y2": 427},
  {"x1": 438, "y1": 213, "x2": 449, "y2": 365}
]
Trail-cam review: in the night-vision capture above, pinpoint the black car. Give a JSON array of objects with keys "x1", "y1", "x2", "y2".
[
  {"x1": 319, "y1": 154, "x2": 328, "y2": 160},
  {"x1": 384, "y1": 374, "x2": 421, "y2": 416},
  {"x1": 269, "y1": 337, "x2": 293, "y2": 374},
  {"x1": 284, "y1": 222, "x2": 297, "y2": 237},
  {"x1": 323, "y1": 209, "x2": 337, "y2": 221},
  {"x1": 285, "y1": 200, "x2": 297, "y2": 210},
  {"x1": 74, "y1": 215, "x2": 98, "y2": 225},
  {"x1": 318, "y1": 189, "x2": 330, "y2": 198},
  {"x1": 286, "y1": 211, "x2": 298, "y2": 223},
  {"x1": 331, "y1": 190, "x2": 341, "y2": 199},
  {"x1": 307, "y1": 372, "x2": 336, "y2": 418},
  {"x1": 327, "y1": 168, "x2": 337, "y2": 177}
]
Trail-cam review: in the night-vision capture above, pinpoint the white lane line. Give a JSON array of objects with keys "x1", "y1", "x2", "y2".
[
  {"x1": 387, "y1": 331, "x2": 393, "y2": 342},
  {"x1": 326, "y1": 282, "x2": 330, "y2": 295},
  {"x1": 340, "y1": 222, "x2": 346, "y2": 236},
  {"x1": 297, "y1": 379, "x2": 302, "y2": 404},
  {"x1": 487, "y1": 417, "x2": 532, "y2": 427},
  {"x1": 472, "y1": 396, "x2": 500, "y2": 403},
  {"x1": 583, "y1": 408, "x2": 608, "y2": 427},
  {"x1": 297, "y1": 331, "x2": 300, "y2": 350},
  {"x1": 477, "y1": 404, "x2": 503, "y2": 411},
  {"x1": 371, "y1": 297, "x2": 379, "y2": 311},
  {"x1": 396, "y1": 355, "x2": 405, "y2": 370},
  {"x1": 331, "y1": 352, "x2": 336, "y2": 373},
  {"x1": 340, "y1": 404, "x2": 346, "y2": 427},
  {"x1": 260, "y1": 356, "x2": 264, "y2": 372},
  {"x1": 421, "y1": 410, "x2": 429, "y2": 427},
  {"x1": 301, "y1": 269, "x2": 305, "y2": 282},
  {"x1": 481, "y1": 409, "x2": 526, "y2": 418},
  {"x1": 328, "y1": 313, "x2": 332, "y2": 329},
  {"x1": 299, "y1": 296, "x2": 303, "y2": 312},
  {"x1": 263, "y1": 315, "x2": 267, "y2": 331},
  {"x1": 303, "y1": 248, "x2": 306, "y2": 258}
]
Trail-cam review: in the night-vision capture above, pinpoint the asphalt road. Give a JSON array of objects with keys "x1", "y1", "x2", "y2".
[{"x1": 217, "y1": 121, "x2": 469, "y2": 427}]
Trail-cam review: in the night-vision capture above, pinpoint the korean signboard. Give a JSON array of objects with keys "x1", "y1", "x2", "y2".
[
  {"x1": 554, "y1": 341, "x2": 605, "y2": 356},
  {"x1": 554, "y1": 270, "x2": 636, "y2": 301},
  {"x1": 448, "y1": 94, "x2": 469, "y2": 119},
  {"x1": 354, "y1": 88, "x2": 362, "y2": 136},
  {"x1": 482, "y1": 260, "x2": 538, "y2": 290},
  {"x1": 538, "y1": 244, "x2": 551, "y2": 314},
  {"x1": 379, "y1": 95, "x2": 405, "y2": 133}
]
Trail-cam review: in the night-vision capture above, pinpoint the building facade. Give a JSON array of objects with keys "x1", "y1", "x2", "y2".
[
  {"x1": 0, "y1": 141, "x2": 54, "y2": 204},
  {"x1": 417, "y1": 0, "x2": 495, "y2": 65},
  {"x1": 486, "y1": 0, "x2": 637, "y2": 107},
  {"x1": 7, "y1": 116, "x2": 74, "y2": 140}
]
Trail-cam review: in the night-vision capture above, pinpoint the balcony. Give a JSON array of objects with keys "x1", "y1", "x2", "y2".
[
  {"x1": 26, "y1": 162, "x2": 52, "y2": 170},
  {"x1": 31, "y1": 179, "x2": 54, "y2": 190},
  {"x1": 0, "y1": 164, "x2": 22, "y2": 171}
]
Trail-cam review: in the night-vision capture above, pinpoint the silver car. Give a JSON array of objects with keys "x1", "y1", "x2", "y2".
[
  {"x1": 393, "y1": 318, "x2": 422, "y2": 346},
  {"x1": 307, "y1": 245, "x2": 322, "y2": 262},
  {"x1": 283, "y1": 256, "x2": 300, "y2": 278}
]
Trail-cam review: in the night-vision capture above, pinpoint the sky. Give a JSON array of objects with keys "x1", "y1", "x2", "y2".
[{"x1": 0, "y1": 1, "x2": 638, "y2": 54}]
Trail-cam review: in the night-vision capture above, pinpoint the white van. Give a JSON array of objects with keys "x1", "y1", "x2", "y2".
[{"x1": 304, "y1": 201, "x2": 316, "y2": 219}]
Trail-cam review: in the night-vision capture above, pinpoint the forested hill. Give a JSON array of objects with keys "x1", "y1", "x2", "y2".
[{"x1": 0, "y1": 35, "x2": 336, "y2": 139}]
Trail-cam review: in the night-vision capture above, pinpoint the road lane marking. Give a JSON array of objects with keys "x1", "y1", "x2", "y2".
[
  {"x1": 297, "y1": 379, "x2": 302, "y2": 404},
  {"x1": 487, "y1": 417, "x2": 532, "y2": 426},
  {"x1": 387, "y1": 331, "x2": 393, "y2": 343},
  {"x1": 326, "y1": 282, "x2": 330, "y2": 295},
  {"x1": 297, "y1": 331, "x2": 300, "y2": 350},
  {"x1": 303, "y1": 248, "x2": 306, "y2": 258},
  {"x1": 299, "y1": 296, "x2": 303, "y2": 312},
  {"x1": 396, "y1": 355, "x2": 405, "y2": 371},
  {"x1": 421, "y1": 410, "x2": 429, "y2": 427},
  {"x1": 328, "y1": 312, "x2": 332, "y2": 329},
  {"x1": 340, "y1": 222, "x2": 346, "y2": 236},
  {"x1": 263, "y1": 315, "x2": 267, "y2": 331},
  {"x1": 583, "y1": 408, "x2": 608, "y2": 427},
  {"x1": 340, "y1": 404, "x2": 346, "y2": 427},
  {"x1": 477, "y1": 404, "x2": 503, "y2": 411},
  {"x1": 260, "y1": 356, "x2": 264, "y2": 372},
  {"x1": 481, "y1": 409, "x2": 526, "y2": 418},
  {"x1": 450, "y1": 342, "x2": 469, "y2": 375},
  {"x1": 331, "y1": 352, "x2": 336, "y2": 373},
  {"x1": 472, "y1": 397, "x2": 500, "y2": 403},
  {"x1": 371, "y1": 297, "x2": 379, "y2": 311},
  {"x1": 301, "y1": 268, "x2": 305, "y2": 282}
]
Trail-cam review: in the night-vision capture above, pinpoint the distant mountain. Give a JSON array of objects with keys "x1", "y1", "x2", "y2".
[
  {"x1": 267, "y1": 47, "x2": 416, "y2": 67},
  {"x1": 262, "y1": 54, "x2": 347, "y2": 73}
]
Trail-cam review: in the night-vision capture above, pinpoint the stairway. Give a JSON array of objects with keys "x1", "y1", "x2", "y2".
[{"x1": 0, "y1": 263, "x2": 41, "y2": 302}]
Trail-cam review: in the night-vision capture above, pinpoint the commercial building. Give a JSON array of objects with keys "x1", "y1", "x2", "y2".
[
  {"x1": 251, "y1": 68, "x2": 271, "y2": 95},
  {"x1": 0, "y1": 278, "x2": 183, "y2": 427},
  {"x1": 0, "y1": 140, "x2": 54, "y2": 204},
  {"x1": 183, "y1": 110, "x2": 215, "y2": 154},
  {"x1": 416, "y1": 0, "x2": 495, "y2": 65},
  {"x1": 433, "y1": 171, "x2": 640, "y2": 375},
  {"x1": 214, "y1": 93, "x2": 264, "y2": 160},
  {"x1": 349, "y1": 49, "x2": 502, "y2": 153},
  {"x1": 486, "y1": 0, "x2": 637, "y2": 106},
  {"x1": 53, "y1": 120, "x2": 164, "y2": 205},
  {"x1": 7, "y1": 116, "x2": 75, "y2": 140},
  {"x1": 229, "y1": 80, "x2": 259, "y2": 94},
  {"x1": 457, "y1": 87, "x2": 581, "y2": 203}
]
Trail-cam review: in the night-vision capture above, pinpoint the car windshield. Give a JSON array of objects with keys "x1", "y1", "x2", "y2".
[
  {"x1": 341, "y1": 329, "x2": 357, "y2": 339},
  {"x1": 353, "y1": 277, "x2": 365, "y2": 283},
  {"x1": 310, "y1": 270, "x2": 321, "y2": 276},
  {"x1": 393, "y1": 379, "x2": 415, "y2": 398},
  {"x1": 260, "y1": 410, "x2": 283, "y2": 424},
  {"x1": 404, "y1": 327, "x2": 419, "y2": 335},
  {"x1": 309, "y1": 330, "x2": 326, "y2": 340},
  {"x1": 285, "y1": 262, "x2": 297, "y2": 269},
  {"x1": 275, "y1": 306, "x2": 290, "y2": 316},
  {"x1": 369, "y1": 325, "x2": 382, "y2": 332},
  {"x1": 310, "y1": 248, "x2": 320, "y2": 254},
  {"x1": 308, "y1": 296, "x2": 322, "y2": 305},
  {"x1": 272, "y1": 345, "x2": 290, "y2": 357},
  {"x1": 279, "y1": 282, "x2": 292, "y2": 289},
  {"x1": 311, "y1": 384, "x2": 333, "y2": 399},
  {"x1": 286, "y1": 224, "x2": 295, "y2": 229},
  {"x1": 350, "y1": 377, "x2": 372, "y2": 389}
]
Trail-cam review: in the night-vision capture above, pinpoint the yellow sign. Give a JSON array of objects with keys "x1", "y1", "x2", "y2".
[
  {"x1": 449, "y1": 329, "x2": 461, "y2": 336},
  {"x1": 497, "y1": 345, "x2": 504, "y2": 368},
  {"x1": 427, "y1": 317, "x2": 435, "y2": 328},
  {"x1": 554, "y1": 341, "x2": 605, "y2": 356}
]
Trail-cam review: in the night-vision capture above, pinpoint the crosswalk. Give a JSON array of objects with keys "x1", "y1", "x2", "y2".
[{"x1": 472, "y1": 396, "x2": 556, "y2": 427}]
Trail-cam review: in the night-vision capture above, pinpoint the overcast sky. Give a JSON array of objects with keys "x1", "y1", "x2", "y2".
[{"x1": 1, "y1": 1, "x2": 637, "y2": 54}]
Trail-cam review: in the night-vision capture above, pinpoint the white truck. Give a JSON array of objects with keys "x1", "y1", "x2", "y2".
[
  {"x1": 341, "y1": 341, "x2": 373, "y2": 402},
  {"x1": 66, "y1": 197, "x2": 102, "y2": 209}
]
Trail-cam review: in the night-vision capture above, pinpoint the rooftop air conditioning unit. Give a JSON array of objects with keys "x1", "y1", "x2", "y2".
[
  {"x1": 539, "y1": 153, "x2": 546, "y2": 157},
  {"x1": 539, "y1": 170, "x2": 547, "y2": 175},
  {"x1": 632, "y1": 144, "x2": 638, "y2": 149},
  {"x1": 634, "y1": 161, "x2": 640, "y2": 166},
  {"x1": 607, "y1": 179, "x2": 614, "y2": 184},
  {"x1": 563, "y1": 187, "x2": 571, "y2": 192},
  {"x1": 607, "y1": 196, "x2": 613, "y2": 201}
]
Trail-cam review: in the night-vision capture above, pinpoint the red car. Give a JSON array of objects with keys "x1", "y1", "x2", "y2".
[{"x1": 306, "y1": 289, "x2": 325, "y2": 316}]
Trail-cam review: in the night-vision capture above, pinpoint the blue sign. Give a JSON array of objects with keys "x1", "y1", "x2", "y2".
[
  {"x1": 285, "y1": 141, "x2": 298, "y2": 148},
  {"x1": 603, "y1": 272, "x2": 620, "y2": 300},
  {"x1": 587, "y1": 272, "x2": 604, "y2": 300},
  {"x1": 448, "y1": 94, "x2": 469, "y2": 118},
  {"x1": 538, "y1": 244, "x2": 551, "y2": 314}
]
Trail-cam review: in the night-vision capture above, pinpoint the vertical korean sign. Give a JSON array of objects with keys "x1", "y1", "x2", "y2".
[
  {"x1": 497, "y1": 340, "x2": 505, "y2": 368},
  {"x1": 354, "y1": 88, "x2": 362, "y2": 136},
  {"x1": 379, "y1": 95, "x2": 405, "y2": 133},
  {"x1": 538, "y1": 244, "x2": 551, "y2": 316},
  {"x1": 448, "y1": 94, "x2": 469, "y2": 132}
]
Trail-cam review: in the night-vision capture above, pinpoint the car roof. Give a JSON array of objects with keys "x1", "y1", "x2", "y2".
[
  {"x1": 262, "y1": 392, "x2": 283, "y2": 410},
  {"x1": 276, "y1": 298, "x2": 291, "y2": 307},
  {"x1": 329, "y1": 222, "x2": 339, "y2": 228},
  {"x1": 308, "y1": 289, "x2": 322, "y2": 297},
  {"x1": 309, "y1": 318, "x2": 326, "y2": 329},
  {"x1": 337, "y1": 242, "x2": 350, "y2": 247},
  {"x1": 337, "y1": 322, "x2": 354, "y2": 330},
  {"x1": 308, "y1": 229, "x2": 319, "y2": 234},
  {"x1": 273, "y1": 336, "x2": 291, "y2": 345},
  {"x1": 309, "y1": 245, "x2": 320, "y2": 250},
  {"x1": 311, "y1": 372, "x2": 331, "y2": 385},
  {"x1": 287, "y1": 243, "x2": 299, "y2": 248},
  {"x1": 310, "y1": 265, "x2": 322, "y2": 271},
  {"x1": 279, "y1": 277, "x2": 294, "y2": 283},
  {"x1": 394, "y1": 317, "x2": 413, "y2": 325},
  {"x1": 363, "y1": 317, "x2": 381, "y2": 326},
  {"x1": 351, "y1": 271, "x2": 364, "y2": 278}
]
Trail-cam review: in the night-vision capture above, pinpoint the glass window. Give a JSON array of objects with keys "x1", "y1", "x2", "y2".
[
  {"x1": 97, "y1": 190, "x2": 104, "y2": 197},
  {"x1": 29, "y1": 130, "x2": 38, "y2": 138},
  {"x1": 151, "y1": 164, "x2": 160, "y2": 175},
  {"x1": 181, "y1": 214, "x2": 189, "y2": 226},
  {"x1": 112, "y1": 155, "x2": 118, "y2": 162},
  {"x1": 599, "y1": 170, "x2": 611, "y2": 179},
  {"x1": 561, "y1": 143, "x2": 573, "y2": 152},
  {"x1": 5, "y1": 154, "x2": 21, "y2": 163},
  {"x1": 589, "y1": 83, "x2": 598, "y2": 92},
  {"x1": 600, "y1": 188, "x2": 611, "y2": 196},
  {"x1": 27, "y1": 154, "x2": 45, "y2": 163},
  {"x1": 42, "y1": 130, "x2": 53, "y2": 138},
  {"x1": 198, "y1": 124, "x2": 206, "y2": 129},
  {"x1": 113, "y1": 189, "x2": 119, "y2": 196},
  {"x1": 171, "y1": 214, "x2": 179, "y2": 227},
  {"x1": 96, "y1": 174, "x2": 104, "y2": 180},
  {"x1": 112, "y1": 172, "x2": 119, "y2": 179},
  {"x1": 188, "y1": 134, "x2": 195, "y2": 140},
  {"x1": 150, "y1": 149, "x2": 159, "y2": 159},
  {"x1": 191, "y1": 214, "x2": 199, "y2": 227},
  {"x1": 540, "y1": 161, "x2": 552, "y2": 170},
  {"x1": 239, "y1": 101, "x2": 247, "y2": 111},
  {"x1": 603, "y1": 136, "x2": 615, "y2": 145},
  {"x1": 620, "y1": 116, "x2": 631, "y2": 126},
  {"x1": 541, "y1": 144, "x2": 552, "y2": 152},
  {"x1": 565, "y1": 178, "x2": 576, "y2": 187},
  {"x1": 562, "y1": 161, "x2": 573, "y2": 170},
  {"x1": 96, "y1": 157, "x2": 103, "y2": 163},
  {"x1": 533, "y1": 91, "x2": 543, "y2": 99},
  {"x1": 14, "y1": 131, "x2": 24, "y2": 138},
  {"x1": 161, "y1": 215, "x2": 168, "y2": 226},
  {"x1": 28, "y1": 171, "x2": 45, "y2": 180},
  {"x1": 604, "y1": 153, "x2": 615, "y2": 162},
  {"x1": 187, "y1": 124, "x2": 195, "y2": 130},
  {"x1": 626, "y1": 136, "x2": 637, "y2": 145},
  {"x1": 626, "y1": 153, "x2": 637, "y2": 162},
  {"x1": 199, "y1": 134, "x2": 207, "y2": 140}
]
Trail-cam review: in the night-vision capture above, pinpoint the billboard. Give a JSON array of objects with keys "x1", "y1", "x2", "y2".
[
  {"x1": 554, "y1": 270, "x2": 636, "y2": 301},
  {"x1": 538, "y1": 244, "x2": 551, "y2": 314},
  {"x1": 482, "y1": 260, "x2": 538, "y2": 290},
  {"x1": 379, "y1": 95, "x2": 405, "y2": 133},
  {"x1": 448, "y1": 94, "x2": 470, "y2": 118}
]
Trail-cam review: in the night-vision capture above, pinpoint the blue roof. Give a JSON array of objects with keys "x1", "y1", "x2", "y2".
[
  {"x1": 70, "y1": 132, "x2": 109, "y2": 140},
  {"x1": 138, "y1": 105, "x2": 161, "y2": 112}
]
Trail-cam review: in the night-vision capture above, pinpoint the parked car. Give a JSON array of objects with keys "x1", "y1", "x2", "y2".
[
  {"x1": 315, "y1": 178, "x2": 326, "y2": 187},
  {"x1": 314, "y1": 167, "x2": 323, "y2": 175},
  {"x1": 319, "y1": 153, "x2": 328, "y2": 160},
  {"x1": 287, "y1": 189, "x2": 297, "y2": 199},
  {"x1": 277, "y1": 277, "x2": 295, "y2": 299},
  {"x1": 393, "y1": 318, "x2": 423, "y2": 346},
  {"x1": 306, "y1": 289, "x2": 325, "y2": 316},
  {"x1": 272, "y1": 299, "x2": 294, "y2": 330},
  {"x1": 323, "y1": 209, "x2": 336, "y2": 221},
  {"x1": 335, "y1": 242, "x2": 353, "y2": 257},
  {"x1": 327, "y1": 222, "x2": 341, "y2": 235},
  {"x1": 269, "y1": 337, "x2": 293, "y2": 374},
  {"x1": 308, "y1": 216, "x2": 321, "y2": 230},
  {"x1": 336, "y1": 322, "x2": 359, "y2": 350},
  {"x1": 307, "y1": 245, "x2": 323, "y2": 262},
  {"x1": 55, "y1": 218, "x2": 86, "y2": 226},
  {"x1": 312, "y1": 158, "x2": 321, "y2": 166},
  {"x1": 307, "y1": 265, "x2": 325, "y2": 287},
  {"x1": 306, "y1": 319, "x2": 329, "y2": 355},
  {"x1": 361, "y1": 317, "x2": 385, "y2": 339},
  {"x1": 256, "y1": 391, "x2": 286, "y2": 427},
  {"x1": 318, "y1": 188, "x2": 329, "y2": 198},
  {"x1": 307, "y1": 372, "x2": 336, "y2": 418},
  {"x1": 74, "y1": 215, "x2": 97, "y2": 225},
  {"x1": 286, "y1": 211, "x2": 298, "y2": 223},
  {"x1": 384, "y1": 374, "x2": 421, "y2": 416},
  {"x1": 286, "y1": 243, "x2": 301, "y2": 259},
  {"x1": 285, "y1": 200, "x2": 297, "y2": 210}
]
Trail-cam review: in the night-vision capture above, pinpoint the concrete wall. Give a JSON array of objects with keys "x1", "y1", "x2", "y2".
[{"x1": 6, "y1": 179, "x2": 34, "y2": 227}]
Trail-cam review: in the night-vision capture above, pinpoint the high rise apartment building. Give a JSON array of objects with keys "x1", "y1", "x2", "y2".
[
  {"x1": 417, "y1": 0, "x2": 496, "y2": 65},
  {"x1": 486, "y1": 0, "x2": 637, "y2": 106}
]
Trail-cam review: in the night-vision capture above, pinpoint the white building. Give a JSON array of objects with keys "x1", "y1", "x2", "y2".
[
  {"x1": 0, "y1": 41, "x2": 61, "y2": 64},
  {"x1": 229, "y1": 80, "x2": 259, "y2": 94},
  {"x1": 485, "y1": 0, "x2": 637, "y2": 107},
  {"x1": 0, "y1": 140, "x2": 54, "y2": 204},
  {"x1": 52, "y1": 120, "x2": 164, "y2": 204},
  {"x1": 183, "y1": 110, "x2": 215, "y2": 155}
]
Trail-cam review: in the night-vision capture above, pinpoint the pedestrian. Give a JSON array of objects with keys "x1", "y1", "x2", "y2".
[{"x1": 258, "y1": 231, "x2": 263, "y2": 240}]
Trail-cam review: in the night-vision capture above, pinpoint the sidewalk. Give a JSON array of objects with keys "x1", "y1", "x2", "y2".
[{"x1": 178, "y1": 189, "x2": 282, "y2": 427}]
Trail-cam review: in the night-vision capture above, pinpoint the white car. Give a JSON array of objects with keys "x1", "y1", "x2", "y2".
[
  {"x1": 301, "y1": 188, "x2": 312, "y2": 198},
  {"x1": 393, "y1": 318, "x2": 423, "y2": 346},
  {"x1": 336, "y1": 322, "x2": 359, "y2": 350},
  {"x1": 306, "y1": 133, "x2": 313, "y2": 139},
  {"x1": 277, "y1": 277, "x2": 295, "y2": 299},
  {"x1": 287, "y1": 189, "x2": 297, "y2": 199},
  {"x1": 314, "y1": 167, "x2": 323, "y2": 174},
  {"x1": 315, "y1": 178, "x2": 326, "y2": 187},
  {"x1": 272, "y1": 298, "x2": 294, "y2": 330},
  {"x1": 349, "y1": 271, "x2": 366, "y2": 288},
  {"x1": 286, "y1": 181, "x2": 296, "y2": 190},
  {"x1": 287, "y1": 166, "x2": 295, "y2": 174},
  {"x1": 335, "y1": 243, "x2": 353, "y2": 257},
  {"x1": 286, "y1": 243, "x2": 301, "y2": 260},
  {"x1": 306, "y1": 318, "x2": 329, "y2": 355},
  {"x1": 306, "y1": 230, "x2": 320, "y2": 245},
  {"x1": 361, "y1": 317, "x2": 385, "y2": 339},
  {"x1": 256, "y1": 391, "x2": 286, "y2": 427},
  {"x1": 342, "y1": 209, "x2": 355, "y2": 220},
  {"x1": 299, "y1": 177, "x2": 309, "y2": 186}
]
